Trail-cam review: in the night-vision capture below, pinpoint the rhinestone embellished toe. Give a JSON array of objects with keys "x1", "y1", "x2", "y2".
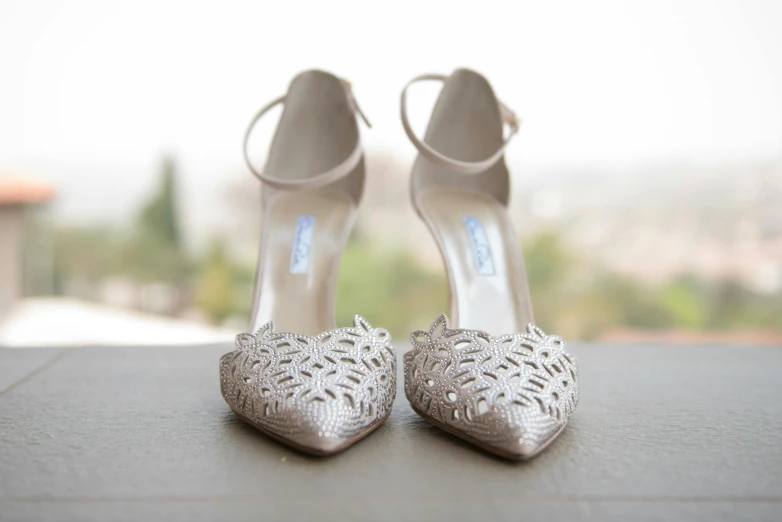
[
  {"x1": 220, "y1": 316, "x2": 396, "y2": 452},
  {"x1": 404, "y1": 314, "x2": 578, "y2": 458}
]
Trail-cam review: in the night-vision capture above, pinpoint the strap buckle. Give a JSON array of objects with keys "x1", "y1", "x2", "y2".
[{"x1": 500, "y1": 103, "x2": 520, "y2": 133}]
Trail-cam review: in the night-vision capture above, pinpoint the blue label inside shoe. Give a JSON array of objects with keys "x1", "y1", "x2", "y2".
[
  {"x1": 463, "y1": 216, "x2": 495, "y2": 276},
  {"x1": 289, "y1": 215, "x2": 316, "y2": 274}
]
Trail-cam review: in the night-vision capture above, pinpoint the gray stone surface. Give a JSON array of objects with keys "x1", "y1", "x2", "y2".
[
  {"x1": 1, "y1": 343, "x2": 781, "y2": 521},
  {"x1": 0, "y1": 348, "x2": 65, "y2": 393}
]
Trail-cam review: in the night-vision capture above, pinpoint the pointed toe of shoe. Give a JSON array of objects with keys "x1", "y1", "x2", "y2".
[
  {"x1": 492, "y1": 439, "x2": 545, "y2": 460},
  {"x1": 431, "y1": 406, "x2": 565, "y2": 460},
  {"x1": 220, "y1": 317, "x2": 397, "y2": 456},
  {"x1": 257, "y1": 407, "x2": 376, "y2": 456},
  {"x1": 482, "y1": 411, "x2": 566, "y2": 460},
  {"x1": 225, "y1": 397, "x2": 375, "y2": 456},
  {"x1": 283, "y1": 431, "x2": 352, "y2": 456},
  {"x1": 404, "y1": 317, "x2": 579, "y2": 460}
]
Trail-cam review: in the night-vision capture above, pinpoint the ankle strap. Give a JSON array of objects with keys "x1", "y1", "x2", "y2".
[
  {"x1": 400, "y1": 73, "x2": 520, "y2": 175},
  {"x1": 243, "y1": 79, "x2": 371, "y2": 191}
]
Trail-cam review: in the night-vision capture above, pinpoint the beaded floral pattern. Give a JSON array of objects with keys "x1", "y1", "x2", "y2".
[
  {"x1": 404, "y1": 314, "x2": 578, "y2": 455},
  {"x1": 220, "y1": 316, "x2": 396, "y2": 442}
]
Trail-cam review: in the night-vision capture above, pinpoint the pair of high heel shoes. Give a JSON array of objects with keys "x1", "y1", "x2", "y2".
[{"x1": 219, "y1": 69, "x2": 579, "y2": 460}]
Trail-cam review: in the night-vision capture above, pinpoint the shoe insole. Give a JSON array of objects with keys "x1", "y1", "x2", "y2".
[
  {"x1": 411, "y1": 69, "x2": 534, "y2": 335},
  {"x1": 248, "y1": 71, "x2": 361, "y2": 336},
  {"x1": 418, "y1": 188, "x2": 533, "y2": 335},
  {"x1": 251, "y1": 190, "x2": 353, "y2": 336}
]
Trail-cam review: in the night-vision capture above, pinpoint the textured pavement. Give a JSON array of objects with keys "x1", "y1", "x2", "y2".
[{"x1": 1, "y1": 343, "x2": 781, "y2": 521}]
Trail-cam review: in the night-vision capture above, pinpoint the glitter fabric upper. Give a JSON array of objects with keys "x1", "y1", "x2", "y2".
[
  {"x1": 219, "y1": 316, "x2": 396, "y2": 446},
  {"x1": 404, "y1": 314, "x2": 578, "y2": 458}
]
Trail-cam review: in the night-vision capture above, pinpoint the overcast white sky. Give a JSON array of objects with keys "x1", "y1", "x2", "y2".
[{"x1": 1, "y1": 0, "x2": 781, "y2": 229}]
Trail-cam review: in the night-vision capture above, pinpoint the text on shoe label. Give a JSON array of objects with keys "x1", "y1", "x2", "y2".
[
  {"x1": 463, "y1": 216, "x2": 496, "y2": 276},
  {"x1": 289, "y1": 215, "x2": 316, "y2": 274}
]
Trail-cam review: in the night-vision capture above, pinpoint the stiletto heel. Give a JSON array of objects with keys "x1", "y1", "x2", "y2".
[
  {"x1": 219, "y1": 70, "x2": 396, "y2": 456},
  {"x1": 401, "y1": 69, "x2": 578, "y2": 459}
]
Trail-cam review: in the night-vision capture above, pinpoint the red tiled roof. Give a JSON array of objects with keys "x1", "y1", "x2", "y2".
[{"x1": 0, "y1": 174, "x2": 56, "y2": 205}]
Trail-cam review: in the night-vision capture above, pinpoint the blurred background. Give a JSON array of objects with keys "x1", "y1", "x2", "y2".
[{"x1": 1, "y1": 0, "x2": 780, "y2": 346}]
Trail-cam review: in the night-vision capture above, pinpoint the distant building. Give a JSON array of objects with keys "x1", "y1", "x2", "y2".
[{"x1": 0, "y1": 174, "x2": 55, "y2": 315}]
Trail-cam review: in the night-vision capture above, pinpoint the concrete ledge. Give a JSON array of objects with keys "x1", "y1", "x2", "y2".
[{"x1": 1, "y1": 343, "x2": 781, "y2": 521}]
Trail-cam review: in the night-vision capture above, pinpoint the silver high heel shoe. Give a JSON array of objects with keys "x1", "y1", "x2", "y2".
[
  {"x1": 219, "y1": 70, "x2": 396, "y2": 456},
  {"x1": 400, "y1": 69, "x2": 579, "y2": 459}
]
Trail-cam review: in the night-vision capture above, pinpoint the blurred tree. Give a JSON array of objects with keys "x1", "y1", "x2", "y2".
[
  {"x1": 48, "y1": 170, "x2": 782, "y2": 340},
  {"x1": 139, "y1": 156, "x2": 181, "y2": 247},
  {"x1": 524, "y1": 232, "x2": 574, "y2": 289},
  {"x1": 523, "y1": 232, "x2": 576, "y2": 333},
  {"x1": 597, "y1": 274, "x2": 672, "y2": 329},
  {"x1": 658, "y1": 276, "x2": 706, "y2": 329},
  {"x1": 52, "y1": 227, "x2": 122, "y2": 299},
  {"x1": 707, "y1": 280, "x2": 782, "y2": 331},
  {"x1": 336, "y1": 237, "x2": 447, "y2": 338},
  {"x1": 228, "y1": 261, "x2": 256, "y2": 325},
  {"x1": 194, "y1": 239, "x2": 235, "y2": 324},
  {"x1": 120, "y1": 157, "x2": 190, "y2": 295}
]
